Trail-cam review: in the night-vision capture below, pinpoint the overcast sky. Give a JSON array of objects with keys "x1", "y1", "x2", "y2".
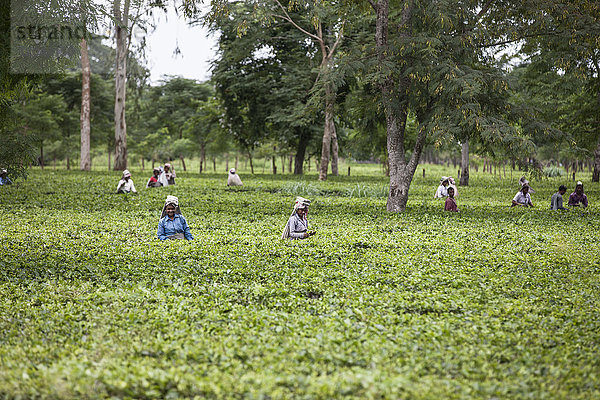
[{"x1": 142, "y1": 6, "x2": 217, "y2": 84}]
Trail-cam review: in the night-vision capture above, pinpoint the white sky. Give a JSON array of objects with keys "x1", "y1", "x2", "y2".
[{"x1": 141, "y1": 6, "x2": 217, "y2": 84}]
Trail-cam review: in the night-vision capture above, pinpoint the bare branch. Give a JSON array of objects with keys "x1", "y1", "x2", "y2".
[
  {"x1": 329, "y1": 20, "x2": 345, "y2": 56},
  {"x1": 272, "y1": 0, "x2": 322, "y2": 43},
  {"x1": 367, "y1": 0, "x2": 376, "y2": 10}
]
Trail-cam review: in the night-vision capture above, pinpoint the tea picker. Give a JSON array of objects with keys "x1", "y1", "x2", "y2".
[
  {"x1": 282, "y1": 197, "x2": 315, "y2": 239},
  {"x1": 227, "y1": 168, "x2": 243, "y2": 186},
  {"x1": 157, "y1": 195, "x2": 193, "y2": 240},
  {"x1": 0, "y1": 169, "x2": 12, "y2": 185},
  {"x1": 116, "y1": 170, "x2": 136, "y2": 193}
]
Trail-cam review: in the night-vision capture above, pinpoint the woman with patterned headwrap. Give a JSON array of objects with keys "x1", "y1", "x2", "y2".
[
  {"x1": 282, "y1": 197, "x2": 315, "y2": 239},
  {"x1": 157, "y1": 195, "x2": 193, "y2": 240}
]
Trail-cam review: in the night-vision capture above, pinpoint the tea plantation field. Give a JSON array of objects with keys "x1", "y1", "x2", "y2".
[{"x1": 1, "y1": 168, "x2": 599, "y2": 399}]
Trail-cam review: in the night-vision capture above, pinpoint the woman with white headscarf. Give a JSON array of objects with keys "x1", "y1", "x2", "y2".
[
  {"x1": 158, "y1": 163, "x2": 176, "y2": 186},
  {"x1": 116, "y1": 170, "x2": 136, "y2": 193},
  {"x1": 157, "y1": 195, "x2": 193, "y2": 240},
  {"x1": 447, "y1": 176, "x2": 458, "y2": 198},
  {"x1": 227, "y1": 168, "x2": 243, "y2": 186},
  {"x1": 434, "y1": 177, "x2": 449, "y2": 198},
  {"x1": 282, "y1": 197, "x2": 315, "y2": 239}
]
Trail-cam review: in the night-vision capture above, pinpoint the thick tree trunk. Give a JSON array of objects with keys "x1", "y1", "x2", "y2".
[
  {"x1": 80, "y1": 38, "x2": 91, "y2": 171},
  {"x1": 294, "y1": 129, "x2": 310, "y2": 175},
  {"x1": 460, "y1": 139, "x2": 469, "y2": 186},
  {"x1": 375, "y1": 0, "x2": 420, "y2": 212},
  {"x1": 594, "y1": 136, "x2": 600, "y2": 182},
  {"x1": 288, "y1": 155, "x2": 293, "y2": 173},
  {"x1": 113, "y1": 0, "x2": 130, "y2": 171}
]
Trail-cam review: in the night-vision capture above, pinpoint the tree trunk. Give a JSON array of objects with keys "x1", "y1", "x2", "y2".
[
  {"x1": 272, "y1": 146, "x2": 277, "y2": 174},
  {"x1": 66, "y1": 155, "x2": 70, "y2": 170},
  {"x1": 294, "y1": 129, "x2": 310, "y2": 175},
  {"x1": 80, "y1": 38, "x2": 91, "y2": 171},
  {"x1": 235, "y1": 154, "x2": 239, "y2": 170},
  {"x1": 113, "y1": 0, "x2": 130, "y2": 171},
  {"x1": 108, "y1": 143, "x2": 111, "y2": 170},
  {"x1": 213, "y1": 158, "x2": 216, "y2": 172},
  {"x1": 593, "y1": 135, "x2": 600, "y2": 182},
  {"x1": 288, "y1": 155, "x2": 293, "y2": 173},
  {"x1": 199, "y1": 144, "x2": 205, "y2": 173},
  {"x1": 40, "y1": 141, "x2": 44, "y2": 169},
  {"x1": 248, "y1": 150, "x2": 254, "y2": 174},
  {"x1": 375, "y1": 0, "x2": 420, "y2": 212},
  {"x1": 141, "y1": 158, "x2": 144, "y2": 170},
  {"x1": 460, "y1": 139, "x2": 469, "y2": 186},
  {"x1": 281, "y1": 156, "x2": 285, "y2": 174},
  {"x1": 331, "y1": 117, "x2": 339, "y2": 176},
  {"x1": 319, "y1": 82, "x2": 336, "y2": 180},
  {"x1": 225, "y1": 153, "x2": 229, "y2": 171},
  {"x1": 180, "y1": 156, "x2": 187, "y2": 172}
]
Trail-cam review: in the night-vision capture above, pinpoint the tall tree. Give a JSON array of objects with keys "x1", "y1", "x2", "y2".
[
  {"x1": 113, "y1": 0, "x2": 131, "y2": 171},
  {"x1": 80, "y1": 38, "x2": 92, "y2": 171},
  {"x1": 363, "y1": 0, "x2": 537, "y2": 211}
]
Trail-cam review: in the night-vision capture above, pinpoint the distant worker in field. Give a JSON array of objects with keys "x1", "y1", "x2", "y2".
[
  {"x1": 568, "y1": 181, "x2": 588, "y2": 208},
  {"x1": 434, "y1": 177, "x2": 449, "y2": 198},
  {"x1": 550, "y1": 185, "x2": 567, "y2": 210},
  {"x1": 448, "y1": 176, "x2": 458, "y2": 198},
  {"x1": 282, "y1": 197, "x2": 315, "y2": 240},
  {"x1": 445, "y1": 187, "x2": 459, "y2": 212},
  {"x1": 157, "y1": 195, "x2": 193, "y2": 240},
  {"x1": 519, "y1": 176, "x2": 535, "y2": 193},
  {"x1": 227, "y1": 168, "x2": 243, "y2": 186},
  {"x1": 116, "y1": 170, "x2": 136, "y2": 193},
  {"x1": 158, "y1": 163, "x2": 176, "y2": 186},
  {"x1": 146, "y1": 167, "x2": 162, "y2": 188},
  {"x1": 0, "y1": 169, "x2": 12, "y2": 185},
  {"x1": 512, "y1": 184, "x2": 533, "y2": 207}
]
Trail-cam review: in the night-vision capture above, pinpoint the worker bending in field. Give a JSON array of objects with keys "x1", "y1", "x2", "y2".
[
  {"x1": 146, "y1": 168, "x2": 162, "y2": 188},
  {"x1": 434, "y1": 177, "x2": 449, "y2": 198},
  {"x1": 0, "y1": 169, "x2": 12, "y2": 185},
  {"x1": 227, "y1": 168, "x2": 243, "y2": 186},
  {"x1": 282, "y1": 197, "x2": 315, "y2": 239},
  {"x1": 512, "y1": 184, "x2": 533, "y2": 207},
  {"x1": 445, "y1": 187, "x2": 459, "y2": 212},
  {"x1": 568, "y1": 181, "x2": 588, "y2": 208},
  {"x1": 116, "y1": 170, "x2": 136, "y2": 193},
  {"x1": 157, "y1": 195, "x2": 193, "y2": 240}
]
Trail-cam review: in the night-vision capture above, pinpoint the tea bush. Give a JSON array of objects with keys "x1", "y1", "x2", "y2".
[{"x1": 0, "y1": 168, "x2": 598, "y2": 399}]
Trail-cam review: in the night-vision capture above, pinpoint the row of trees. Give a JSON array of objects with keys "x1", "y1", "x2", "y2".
[{"x1": 2, "y1": 0, "x2": 599, "y2": 211}]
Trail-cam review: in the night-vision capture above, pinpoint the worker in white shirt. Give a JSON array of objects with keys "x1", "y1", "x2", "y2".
[{"x1": 116, "y1": 170, "x2": 137, "y2": 193}]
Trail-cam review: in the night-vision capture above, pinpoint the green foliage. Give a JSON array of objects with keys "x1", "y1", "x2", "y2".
[
  {"x1": 1, "y1": 168, "x2": 599, "y2": 398},
  {"x1": 543, "y1": 166, "x2": 565, "y2": 177}
]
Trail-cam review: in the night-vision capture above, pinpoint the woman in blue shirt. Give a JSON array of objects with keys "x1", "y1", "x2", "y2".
[{"x1": 157, "y1": 195, "x2": 193, "y2": 240}]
